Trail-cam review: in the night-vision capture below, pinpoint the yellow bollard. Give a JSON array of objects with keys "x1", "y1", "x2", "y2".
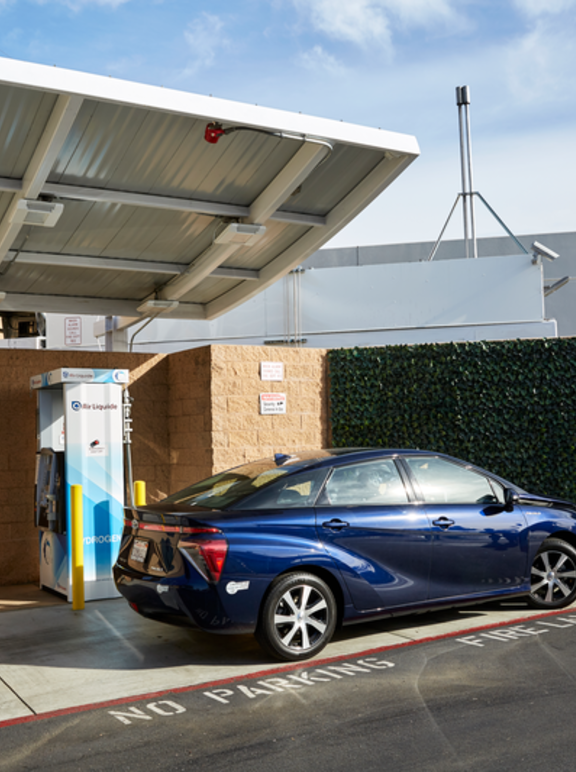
[
  {"x1": 134, "y1": 480, "x2": 146, "y2": 507},
  {"x1": 70, "y1": 484, "x2": 85, "y2": 611}
]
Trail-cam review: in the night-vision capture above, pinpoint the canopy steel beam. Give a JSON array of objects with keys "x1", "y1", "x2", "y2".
[
  {"x1": 38, "y1": 182, "x2": 327, "y2": 227},
  {"x1": 7, "y1": 250, "x2": 260, "y2": 280},
  {"x1": 158, "y1": 241, "x2": 240, "y2": 301},
  {"x1": 0, "y1": 292, "x2": 205, "y2": 319},
  {"x1": 246, "y1": 142, "x2": 330, "y2": 224},
  {"x1": 0, "y1": 178, "x2": 22, "y2": 193},
  {"x1": 0, "y1": 94, "x2": 84, "y2": 266}
]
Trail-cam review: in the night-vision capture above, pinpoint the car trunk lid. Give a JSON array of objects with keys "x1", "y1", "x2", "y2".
[{"x1": 117, "y1": 506, "x2": 226, "y2": 580}]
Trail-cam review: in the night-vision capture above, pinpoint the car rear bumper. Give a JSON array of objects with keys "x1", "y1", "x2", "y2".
[{"x1": 113, "y1": 564, "x2": 257, "y2": 633}]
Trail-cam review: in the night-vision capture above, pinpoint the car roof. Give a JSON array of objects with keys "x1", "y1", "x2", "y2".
[
  {"x1": 278, "y1": 448, "x2": 435, "y2": 468},
  {"x1": 277, "y1": 448, "x2": 516, "y2": 487}
]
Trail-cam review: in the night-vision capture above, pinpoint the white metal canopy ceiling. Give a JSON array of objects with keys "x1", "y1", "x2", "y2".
[{"x1": 0, "y1": 57, "x2": 420, "y2": 323}]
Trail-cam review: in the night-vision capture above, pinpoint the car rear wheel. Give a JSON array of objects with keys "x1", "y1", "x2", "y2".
[
  {"x1": 256, "y1": 572, "x2": 337, "y2": 661},
  {"x1": 528, "y1": 538, "x2": 576, "y2": 609}
]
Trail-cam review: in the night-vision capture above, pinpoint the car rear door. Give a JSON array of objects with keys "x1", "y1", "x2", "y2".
[
  {"x1": 401, "y1": 456, "x2": 529, "y2": 599},
  {"x1": 315, "y1": 457, "x2": 432, "y2": 611}
]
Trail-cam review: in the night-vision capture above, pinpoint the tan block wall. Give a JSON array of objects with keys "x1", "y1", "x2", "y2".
[
  {"x1": 210, "y1": 345, "x2": 329, "y2": 473},
  {"x1": 167, "y1": 346, "x2": 213, "y2": 492},
  {"x1": 0, "y1": 344, "x2": 329, "y2": 586}
]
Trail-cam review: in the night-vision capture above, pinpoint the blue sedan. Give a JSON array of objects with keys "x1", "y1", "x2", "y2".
[{"x1": 113, "y1": 449, "x2": 576, "y2": 661}]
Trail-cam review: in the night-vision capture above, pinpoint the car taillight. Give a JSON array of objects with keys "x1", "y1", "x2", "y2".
[
  {"x1": 179, "y1": 538, "x2": 228, "y2": 583},
  {"x1": 123, "y1": 519, "x2": 219, "y2": 536},
  {"x1": 199, "y1": 540, "x2": 228, "y2": 582}
]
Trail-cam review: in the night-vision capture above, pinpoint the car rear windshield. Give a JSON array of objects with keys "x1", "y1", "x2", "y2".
[{"x1": 162, "y1": 459, "x2": 307, "y2": 509}]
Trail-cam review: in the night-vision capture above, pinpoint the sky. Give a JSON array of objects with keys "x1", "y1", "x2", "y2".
[{"x1": 0, "y1": 0, "x2": 575, "y2": 249}]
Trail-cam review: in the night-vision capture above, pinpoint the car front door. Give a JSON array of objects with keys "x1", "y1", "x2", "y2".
[
  {"x1": 402, "y1": 456, "x2": 529, "y2": 600},
  {"x1": 315, "y1": 458, "x2": 432, "y2": 612}
]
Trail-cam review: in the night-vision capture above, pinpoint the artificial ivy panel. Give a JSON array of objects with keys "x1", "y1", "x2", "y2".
[{"x1": 328, "y1": 339, "x2": 576, "y2": 500}]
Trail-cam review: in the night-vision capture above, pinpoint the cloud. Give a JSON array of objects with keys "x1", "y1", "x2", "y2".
[
  {"x1": 290, "y1": 0, "x2": 458, "y2": 48},
  {"x1": 293, "y1": 0, "x2": 391, "y2": 47},
  {"x1": 34, "y1": 0, "x2": 131, "y2": 8},
  {"x1": 297, "y1": 45, "x2": 347, "y2": 75},
  {"x1": 373, "y1": 0, "x2": 457, "y2": 26},
  {"x1": 105, "y1": 54, "x2": 145, "y2": 76},
  {"x1": 505, "y1": 16, "x2": 576, "y2": 104},
  {"x1": 182, "y1": 12, "x2": 226, "y2": 75},
  {"x1": 513, "y1": 0, "x2": 576, "y2": 16}
]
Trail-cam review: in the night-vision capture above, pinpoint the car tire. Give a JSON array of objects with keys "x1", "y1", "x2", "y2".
[
  {"x1": 255, "y1": 572, "x2": 337, "y2": 661},
  {"x1": 527, "y1": 538, "x2": 576, "y2": 609}
]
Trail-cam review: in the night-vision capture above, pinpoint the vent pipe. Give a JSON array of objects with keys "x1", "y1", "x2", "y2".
[{"x1": 456, "y1": 86, "x2": 478, "y2": 259}]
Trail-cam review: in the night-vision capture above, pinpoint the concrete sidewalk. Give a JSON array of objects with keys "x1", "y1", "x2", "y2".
[
  {"x1": 0, "y1": 584, "x2": 67, "y2": 613},
  {"x1": 2, "y1": 587, "x2": 573, "y2": 725}
]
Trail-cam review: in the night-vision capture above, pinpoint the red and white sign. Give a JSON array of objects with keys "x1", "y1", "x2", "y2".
[
  {"x1": 259, "y1": 392, "x2": 287, "y2": 415},
  {"x1": 65, "y1": 317, "x2": 82, "y2": 346}
]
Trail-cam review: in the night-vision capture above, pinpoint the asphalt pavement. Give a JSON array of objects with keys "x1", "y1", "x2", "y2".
[
  {"x1": 3, "y1": 592, "x2": 576, "y2": 772},
  {"x1": 1, "y1": 584, "x2": 575, "y2": 726}
]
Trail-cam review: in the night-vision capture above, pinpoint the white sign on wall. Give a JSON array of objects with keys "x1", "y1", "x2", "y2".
[
  {"x1": 260, "y1": 361, "x2": 284, "y2": 381},
  {"x1": 65, "y1": 317, "x2": 82, "y2": 346},
  {"x1": 260, "y1": 392, "x2": 287, "y2": 415}
]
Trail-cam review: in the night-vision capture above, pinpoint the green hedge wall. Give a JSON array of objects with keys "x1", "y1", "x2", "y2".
[{"x1": 328, "y1": 339, "x2": 576, "y2": 500}]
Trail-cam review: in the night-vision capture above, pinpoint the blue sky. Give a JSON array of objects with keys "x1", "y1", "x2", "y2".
[{"x1": 1, "y1": 0, "x2": 575, "y2": 248}]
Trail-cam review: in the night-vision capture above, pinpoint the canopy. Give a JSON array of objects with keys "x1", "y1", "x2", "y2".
[{"x1": 0, "y1": 57, "x2": 419, "y2": 323}]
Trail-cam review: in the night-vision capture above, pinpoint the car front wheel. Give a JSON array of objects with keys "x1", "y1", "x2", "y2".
[
  {"x1": 528, "y1": 538, "x2": 576, "y2": 609},
  {"x1": 256, "y1": 572, "x2": 337, "y2": 661}
]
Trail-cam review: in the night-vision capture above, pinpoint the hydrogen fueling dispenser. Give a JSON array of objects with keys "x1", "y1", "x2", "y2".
[{"x1": 32, "y1": 367, "x2": 129, "y2": 601}]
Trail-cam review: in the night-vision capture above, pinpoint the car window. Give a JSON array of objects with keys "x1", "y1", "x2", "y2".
[
  {"x1": 162, "y1": 458, "x2": 320, "y2": 509},
  {"x1": 488, "y1": 479, "x2": 506, "y2": 505},
  {"x1": 405, "y1": 456, "x2": 502, "y2": 505},
  {"x1": 233, "y1": 468, "x2": 329, "y2": 509},
  {"x1": 317, "y1": 458, "x2": 409, "y2": 507}
]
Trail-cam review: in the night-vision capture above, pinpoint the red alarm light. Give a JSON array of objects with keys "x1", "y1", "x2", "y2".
[{"x1": 204, "y1": 122, "x2": 226, "y2": 144}]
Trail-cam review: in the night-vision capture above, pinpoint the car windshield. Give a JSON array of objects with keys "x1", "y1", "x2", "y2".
[{"x1": 162, "y1": 458, "x2": 311, "y2": 509}]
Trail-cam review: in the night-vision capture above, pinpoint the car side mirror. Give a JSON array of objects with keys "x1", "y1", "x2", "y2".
[{"x1": 504, "y1": 488, "x2": 520, "y2": 511}]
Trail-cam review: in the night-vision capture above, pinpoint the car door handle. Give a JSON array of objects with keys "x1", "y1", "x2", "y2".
[
  {"x1": 322, "y1": 518, "x2": 349, "y2": 530},
  {"x1": 432, "y1": 517, "x2": 455, "y2": 529}
]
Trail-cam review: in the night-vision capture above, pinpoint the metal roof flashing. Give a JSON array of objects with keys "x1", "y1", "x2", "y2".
[
  {"x1": 0, "y1": 58, "x2": 420, "y2": 155},
  {"x1": 0, "y1": 57, "x2": 419, "y2": 323}
]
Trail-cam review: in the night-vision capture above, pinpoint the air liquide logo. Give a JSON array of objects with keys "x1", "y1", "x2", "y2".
[
  {"x1": 62, "y1": 369, "x2": 95, "y2": 382},
  {"x1": 70, "y1": 401, "x2": 118, "y2": 412}
]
